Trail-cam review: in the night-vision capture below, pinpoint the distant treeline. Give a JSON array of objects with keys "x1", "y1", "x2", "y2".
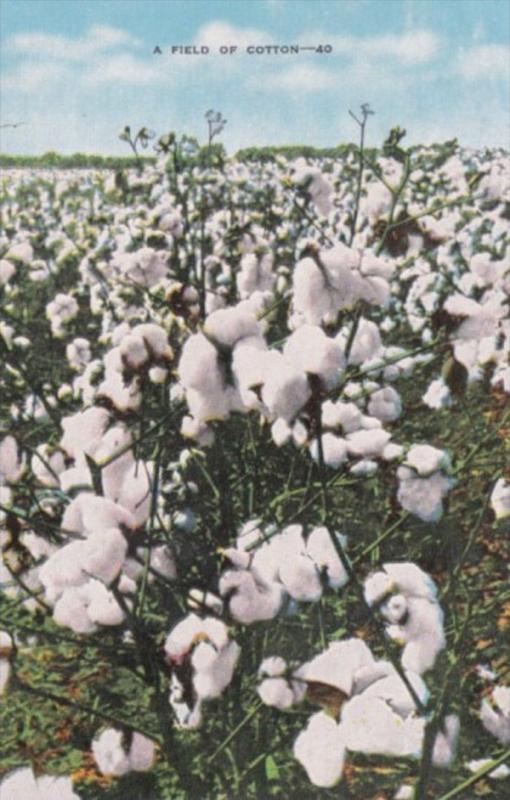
[
  {"x1": 0, "y1": 144, "x2": 381, "y2": 170},
  {"x1": 0, "y1": 151, "x2": 156, "y2": 169}
]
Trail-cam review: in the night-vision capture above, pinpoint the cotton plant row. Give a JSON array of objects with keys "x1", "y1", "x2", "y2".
[{"x1": 0, "y1": 129, "x2": 509, "y2": 799}]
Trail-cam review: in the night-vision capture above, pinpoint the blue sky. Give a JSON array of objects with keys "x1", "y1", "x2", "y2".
[{"x1": 1, "y1": 0, "x2": 509, "y2": 154}]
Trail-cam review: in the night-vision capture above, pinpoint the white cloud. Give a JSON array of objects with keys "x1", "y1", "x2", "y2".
[
  {"x1": 2, "y1": 61, "x2": 69, "y2": 92},
  {"x1": 83, "y1": 54, "x2": 160, "y2": 86},
  {"x1": 456, "y1": 44, "x2": 509, "y2": 79},
  {"x1": 195, "y1": 21, "x2": 274, "y2": 50},
  {"x1": 251, "y1": 63, "x2": 338, "y2": 91},
  {"x1": 7, "y1": 24, "x2": 140, "y2": 61}
]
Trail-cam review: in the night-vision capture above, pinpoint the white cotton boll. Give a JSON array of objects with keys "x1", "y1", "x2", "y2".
[
  {"x1": 344, "y1": 319, "x2": 382, "y2": 366},
  {"x1": 204, "y1": 307, "x2": 261, "y2": 349},
  {"x1": 128, "y1": 733, "x2": 156, "y2": 772},
  {"x1": 86, "y1": 580, "x2": 125, "y2": 627},
  {"x1": 293, "y1": 711, "x2": 346, "y2": 788},
  {"x1": 467, "y1": 759, "x2": 510, "y2": 780},
  {"x1": 292, "y1": 257, "x2": 334, "y2": 326},
  {"x1": 383, "y1": 443, "x2": 404, "y2": 461},
  {"x1": 92, "y1": 728, "x2": 131, "y2": 776},
  {"x1": 0, "y1": 661, "x2": 10, "y2": 695},
  {"x1": 0, "y1": 260, "x2": 16, "y2": 285},
  {"x1": 66, "y1": 338, "x2": 91, "y2": 372},
  {"x1": 347, "y1": 428, "x2": 391, "y2": 458},
  {"x1": 432, "y1": 715, "x2": 460, "y2": 767},
  {"x1": 394, "y1": 785, "x2": 414, "y2": 800},
  {"x1": 322, "y1": 401, "x2": 362, "y2": 433},
  {"x1": 295, "y1": 638, "x2": 375, "y2": 697},
  {"x1": 405, "y1": 445, "x2": 451, "y2": 477},
  {"x1": 111, "y1": 459, "x2": 152, "y2": 527},
  {"x1": 0, "y1": 768, "x2": 82, "y2": 800},
  {"x1": 481, "y1": 686, "x2": 510, "y2": 745},
  {"x1": 388, "y1": 597, "x2": 446, "y2": 674},
  {"x1": 368, "y1": 386, "x2": 402, "y2": 422},
  {"x1": 60, "y1": 407, "x2": 110, "y2": 459},
  {"x1": 81, "y1": 495, "x2": 136, "y2": 535},
  {"x1": 180, "y1": 416, "x2": 215, "y2": 446},
  {"x1": 422, "y1": 378, "x2": 452, "y2": 410},
  {"x1": 360, "y1": 669, "x2": 429, "y2": 717},
  {"x1": 259, "y1": 656, "x2": 287, "y2": 677},
  {"x1": 397, "y1": 466, "x2": 454, "y2": 522},
  {"x1": 53, "y1": 586, "x2": 97, "y2": 634},
  {"x1": 219, "y1": 569, "x2": 284, "y2": 624},
  {"x1": 310, "y1": 433, "x2": 348, "y2": 468},
  {"x1": 261, "y1": 360, "x2": 311, "y2": 422},
  {"x1": 132, "y1": 323, "x2": 172, "y2": 360},
  {"x1": 31, "y1": 445, "x2": 65, "y2": 487},
  {"x1": 0, "y1": 436, "x2": 24, "y2": 483},
  {"x1": 283, "y1": 325, "x2": 345, "y2": 390},
  {"x1": 271, "y1": 418, "x2": 292, "y2": 446},
  {"x1": 151, "y1": 546, "x2": 177, "y2": 580},
  {"x1": 279, "y1": 552, "x2": 322, "y2": 603},
  {"x1": 164, "y1": 614, "x2": 229, "y2": 662},
  {"x1": 169, "y1": 675, "x2": 203, "y2": 729},
  {"x1": 39, "y1": 541, "x2": 88, "y2": 604},
  {"x1": 258, "y1": 676, "x2": 296, "y2": 709},
  {"x1": 119, "y1": 333, "x2": 149, "y2": 369},
  {"x1": 491, "y1": 478, "x2": 510, "y2": 521},
  {"x1": 237, "y1": 252, "x2": 275, "y2": 297},
  {"x1": 350, "y1": 459, "x2": 378, "y2": 476},
  {"x1": 192, "y1": 640, "x2": 241, "y2": 700},
  {"x1": 341, "y1": 694, "x2": 425, "y2": 757},
  {"x1": 306, "y1": 527, "x2": 348, "y2": 589},
  {"x1": 82, "y1": 528, "x2": 127, "y2": 585}
]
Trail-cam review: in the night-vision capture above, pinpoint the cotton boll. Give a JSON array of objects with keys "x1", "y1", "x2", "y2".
[
  {"x1": 491, "y1": 478, "x2": 510, "y2": 521},
  {"x1": 0, "y1": 768, "x2": 82, "y2": 800},
  {"x1": 322, "y1": 400, "x2": 363, "y2": 433},
  {"x1": 467, "y1": 759, "x2": 510, "y2": 780},
  {"x1": 306, "y1": 527, "x2": 348, "y2": 589},
  {"x1": 344, "y1": 318, "x2": 382, "y2": 365},
  {"x1": 204, "y1": 307, "x2": 261, "y2": 349},
  {"x1": 405, "y1": 445, "x2": 451, "y2": 477},
  {"x1": 0, "y1": 259, "x2": 16, "y2": 285},
  {"x1": 53, "y1": 586, "x2": 97, "y2": 634},
  {"x1": 368, "y1": 386, "x2": 402, "y2": 422},
  {"x1": 271, "y1": 418, "x2": 292, "y2": 447},
  {"x1": 31, "y1": 445, "x2": 65, "y2": 487},
  {"x1": 219, "y1": 570, "x2": 284, "y2": 624},
  {"x1": 350, "y1": 459, "x2": 378, "y2": 476},
  {"x1": 283, "y1": 325, "x2": 345, "y2": 390},
  {"x1": 119, "y1": 333, "x2": 149, "y2": 369},
  {"x1": 82, "y1": 528, "x2": 128, "y2": 585},
  {"x1": 422, "y1": 378, "x2": 452, "y2": 409},
  {"x1": 341, "y1": 694, "x2": 424, "y2": 757},
  {"x1": 432, "y1": 715, "x2": 460, "y2": 767},
  {"x1": 192, "y1": 639, "x2": 241, "y2": 700},
  {"x1": 293, "y1": 711, "x2": 346, "y2": 788},
  {"x1": 360, "y1": 669, "x2": 429, "y2": 718},
  {"x1": 295, "y1": 638, "x2": 375, "y2": 697},
  {"x1": 86, "y1": 580, "x2": 125, "y2": 627},
  {"x1": 92, "y1": 728, "x2": 131, "y2": 776},
  {"x1": 60, "y1": 407, "x2": 110, "y2": 460},
  {"x1": 258, "y1": 676, "x2": 297, "y2": 709},
  {"x1": 480, "y1": 686, "x2": 510, "y2": 745},
  {"x1": 347, "y1": 428, "x2": 391, "y2": 458},
  {"x1": 128, "y1": 733, "x2": 156, "y2": 772},
  {"x1": 310, "y1": 433, "x2": 348, "y2": 468},
  {"x1": 388, "y1": 597, "x2": 446, "y2": 674},
  {"x1": 261, "y1": 360, "x2": 311, "y2": 422},
  {"x1": 397, "y1": 466, "x2": 454, "y2": 522},
  {"x1": 0, "y1": 436, "x2": 25, "y2": 483},
  {"x1": 278, "y1": 552, "x2": 322, "y2": 603}
]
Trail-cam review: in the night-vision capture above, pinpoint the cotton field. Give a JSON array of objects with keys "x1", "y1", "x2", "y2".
[{"x1": 0, "y1": 128, "x2": 509, "y2": 800}]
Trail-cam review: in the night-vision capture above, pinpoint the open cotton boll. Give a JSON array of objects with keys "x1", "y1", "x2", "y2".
[
  {"x1": 261, "y1": 359, "x2": 311, "y2": 422},
  {"x1": 31, "y1": 445, "x2": 65, "y2": 488},
  {"x1": 490, "y1": 478, "x2": 510, "y2": 520},
  {"x1": 92, "y1": 728, "x2": 131, "y2": 776},
  {"x1": 0, "y1": 767, "x2": 82, "y2": 800},
  {"x1": 292, "y1": 257, "x2": 336, "y2": 326},
  {"x1": 119, "y1": 333, "x2": 149, "y2": 369},
  {"x1": 236, "y1": 252, "x2": 275, "y2": 298},
  {"x1": 66, "y1": 338, "x2": 91, "y2": 372},
  {"x1": 39, "y1": 541, "x2": 89, "y2": 604},
  {"x1": 128, "y1": 732, "x2": 156, "y2": 772},
  {"x1": 283, "y1": 325, "x2": 345, "y2": 390},
  {"x1": 347, "y1": 428, "x2": 392, "y2": 458},
  {"x1": 364, "y1": 563, "x2": 439, "y2": 606},
  {"x1": 432, "y1": 715, "x2": 460, "y2": 767},
  {"x1": 164, "y1": 614, "x2": 230, "y2": 663},
  {"x1": 52, "y1": 585, "x2": 98, "y2": 634},
  {"x1": 386, "y1": 597, "x2": 446, "y2": 674},
  {"x1": 295, "y1": 638, "x2": 376, "y2": 697},
  {"x1": 343, "y1": 318, "x2": 382, "y2": 365},
  {"x1": 294, "y1": 711, "x2": 346, "y2": 788},
  {"x1": 368, "y1": 386, "x2": 402, "y2": 422},
  {"x1": 341, "y1": 694, "x2": 425, "y2": 758},
  {"x1": 359, "y1": 669, "x2": 429, "y2": 718},
  {"x1": 258, "y1": 675, "x2": 297, "y2": 709},
  {"x1": 397, "y1": 466, "x2": 454, "y2": 522},
  {"x1": 85, "y1": 580, "x2": 125, "y2": 627},
  {"x1": 480, "y1": 686, "x2": 510, "y2": 745},
  {"x1": 405, "y1": 445, "x2": 451, "y2": 477},
  {"x1": 0, "y1": 259, "x2": 16, "y2": 285},
  {"x1": 306, "y1": 527, "x2": 349, "y2": 589},
  {"x1": 191, "y1": 639, "x2": 241, "y2": 700},
  {"x1": 219, "y1": 569, "x2": 284, "y2": 624},
  {"x1": 278, "y1": 553, "x2": 322, "y2": 602},
  {"x1": 204, "y1": 307, "x2": 261, "y2": 349},
  {"x1": 310, "y1": 433, "x2": 348, "y2": 468},
  {"x1": 0, "y1": 631, "x2": 13, "y2": 695},
  {"x1": 82, "y1": 528, "x2": 128, "y2": 585},
  {"x1": 132, "y1": 323, "x2": 172, "y2": 360},
  {"x1": 60, "y1": 406, "x2": 110, "y2": 460},
  {"x1": 422, "y1": 378, "x2": 452, "y2": 410},
  {"x1": 322, "y1": 400, "x2": 363, "y2": 433},
  {"x1": 0, "y1": 436, "x2": 25, "y2": 483}
]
